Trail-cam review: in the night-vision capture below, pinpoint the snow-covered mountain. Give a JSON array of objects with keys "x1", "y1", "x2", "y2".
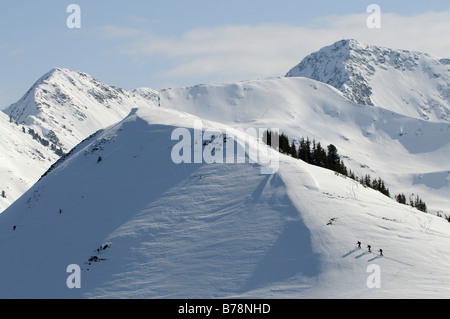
[
  {"x1": 5, "y1": 67, "x2": 159, "y2": 153},
  {"x1": 157, "y1": 77, "x2": 450, "y2": 215},
  {"x1": 0, "y1": 111, "x2": 59, "y2": 213},
  {"x1": 0, "y1": 68, "x2": 158, "y2": 213},
  {"x1": 0, "y1": 40, "x2": 450, "y2": 298},
  {"x1": 1, "y1": 106, "x2": 449, "y2": 299},
  {"x1": 286, "y1": 39, "x2": 450, "y2": 123}
]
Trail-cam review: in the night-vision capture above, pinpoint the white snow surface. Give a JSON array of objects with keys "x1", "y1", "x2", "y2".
[
  {"x1": 4, "y1": 67, "x2": 158, "y2": 153},
  {"x1": 0, "y1": 111, "x2": 59, "y2": 213},
  {"x1": 0, "y1": 106, "x2": 449, "y2": 299},
  {"x1": 0, "y1": 40, "x2": 449, "y2": 298},
  {"x1": 0, "y1": 68, "x2": 158, "y2": 213},
  {"x1": 158, "y1": 77, "x2": 450, "y2": 215}
]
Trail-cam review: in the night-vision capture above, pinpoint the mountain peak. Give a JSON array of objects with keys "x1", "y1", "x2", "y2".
[
  {"x1": 333, "y1": 38, "x2": 366, "y2": 49},
  {"x1": 4, "y1": 67, "x2": 158, "y2": 153},
  {"x1": 5, "y1": 67, "x2": 92, "y2": 113},
  {"x1": 286, "y1": 40, "x2": 450, "y2": 122},
  {"x1": 31, "y1": 67, "x2": 84, "y2": 87}
]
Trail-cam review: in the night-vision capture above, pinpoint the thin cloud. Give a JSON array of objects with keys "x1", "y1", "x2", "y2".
[
  {"x1": 95, "y1": 11, "x2": 450, "y2": 83},
  {"x1": 96, "y1": 25, "x2": 143, "y2": 40},
  {"x1": 127, "y1": 15, "x2": 152, "y2": 25},
  {"x1": 0, "y1": 44, "x2": 25, "y2": 56}
]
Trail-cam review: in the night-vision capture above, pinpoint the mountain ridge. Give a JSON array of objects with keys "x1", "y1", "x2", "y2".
[
  {"x1": 1, "y1": 47, "x2": 450, "y2": 215},
  {"x1": 1, "y1": 106, "x2": 449, "y2": 298},
  {"x1": 4, "y1": 67, "x2": 159, "y2": 153},
  {"x1": 0, "y1": 40, "x2": 449, "y2": 298},
  {"x1": 0, "y1": 67, "x2": 159, "y2": 213}
]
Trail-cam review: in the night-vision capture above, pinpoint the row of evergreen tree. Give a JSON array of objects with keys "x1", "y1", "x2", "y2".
[
  {"x1": 263, "y1": 130, "x2": 430, "y2": 211},
  {"x1": 394, "y1": 193, "x2": 427, "y2": 213},
  {"x1": 266, "y1": 132, "x2": 349, "y2": 176},
  {"x1": 358, "y1": 174, "x2": 391, "y2": 197},
  {"x1": 437, "y1": 210, "x2": 450, "y2": 223}
]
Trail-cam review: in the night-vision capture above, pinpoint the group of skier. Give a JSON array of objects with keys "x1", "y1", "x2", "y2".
[{"x1": 356, "y1": 241, "x2": 383, "y2": 256}]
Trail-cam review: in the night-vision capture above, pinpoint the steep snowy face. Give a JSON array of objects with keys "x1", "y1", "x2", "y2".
[
  {"x1": 286, "y1": 39, "x2": 450, "y2": 122},
  {"x1": 4, "y1": 68, "x2": 159, "y2": 153},
  {"x1": 0, "y1": 68, "x2": 159, "y2": 214},
  {"x1": 0, "y1": 111, "x2": 59, "y2": 213}
]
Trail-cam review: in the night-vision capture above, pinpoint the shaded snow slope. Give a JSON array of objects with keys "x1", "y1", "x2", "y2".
[
  {"x1": 0, "y1": 68, "x2": 158, "y2": 213},
  {"x1": 286, "y1": 39, "x2": 450, "y2": 123},
  {"x1": 1, "y1": 107, "x2": 449, "y2": 299}
]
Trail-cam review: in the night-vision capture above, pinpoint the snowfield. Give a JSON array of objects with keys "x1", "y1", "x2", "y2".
[
  {"x1": 158, "y1": 76, "x2": 450, "y2": 215},
  {"x1": 0, "y1": 39, "x2": 449, "y2": 299},
  {"x1": 0, "y1": 111, "x2": 59, "y2": 213},
  {"x1": 0, "y1": 68, "x2": 158, "y2": 214},
  {"x1": 0, "y1": 106, "x2": 449, "y2": 299}
]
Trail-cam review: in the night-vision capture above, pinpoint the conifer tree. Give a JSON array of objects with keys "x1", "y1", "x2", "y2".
[
  {"x1": 263, "y1": 130, "x2": 271, "y2": 147},
  {"x1": 395, "y1": 193, "x2": 406, "y2": 204},
  {"x1": 279, "y1": 133, "x2": 290, "y2": 155},
  {"x1": 290, "y1": 140, "x2": 298, "y2": 158},
  {"x1": 348, "y1": 169, "x2": 356, "y2": 180},
  {"x1": 312, "y1": 141, "x2": 327, "y2": 167},
  {"x1": 326, "y1": 144, "x2": 340, "y2": 171},
  {"x1": 298, "y1": 137, "x2": 312, "y2": 163},
  {"x1": 363, "y1": 174, "x2": 371, "y2": 187},
  {"x1": 338, "y1": 160, "x2": 348, "y2": 176},
  {"x1": 413, "y1": 195, "x2": 427, "y2": 213}
]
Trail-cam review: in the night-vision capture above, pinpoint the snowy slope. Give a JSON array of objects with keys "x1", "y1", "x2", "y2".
[
  {"x1": 0, "y1": 40, "x2": 449, "y2": 298},
  {"x1": 0, "y1": 111, "x2": 59, "y2": 213},
  {"x1": 286, "y1": 39, "x2": 450, "y2": 123},
  {"x1": 0, "y1": 68, "x2": 158, "y2": 213},
  {"x1": 4, "y1": 67, "x2": 159, "y2": 153},
  {"x1": 158, "y1": 77, "x2": 450, "y2": 215},
  {"x1": 1, "y1": 106, "x2": 449, "y2": 299},
  {"x1": 3, "y1": 40, "x2": 448, "y2": 217}
]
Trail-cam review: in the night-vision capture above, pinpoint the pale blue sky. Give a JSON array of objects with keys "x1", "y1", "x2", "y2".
[{"x1": 1, "y1": 1, "x2": 449, "y2": 108}]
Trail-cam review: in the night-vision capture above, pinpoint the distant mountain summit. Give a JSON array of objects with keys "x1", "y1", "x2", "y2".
[{"x1": 286, "y1": 39, "x2": 450, "y2": 122}]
